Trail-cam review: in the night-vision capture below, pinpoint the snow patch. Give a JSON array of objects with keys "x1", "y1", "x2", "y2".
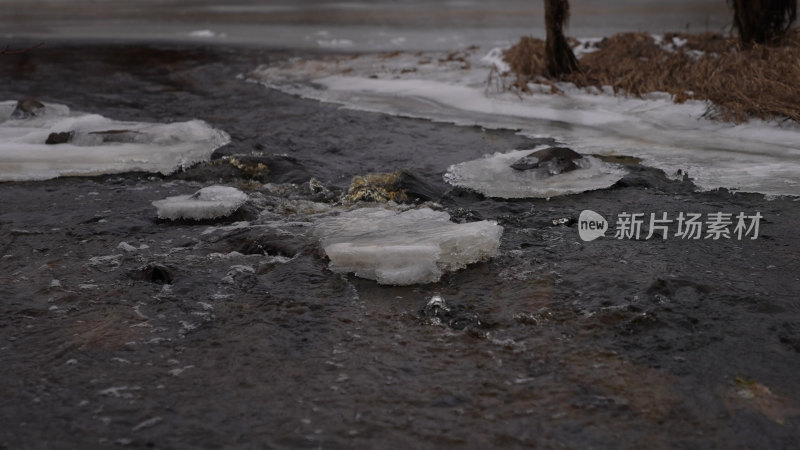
[{"x1": 480, "y1": 47, "x2": 510, "y2": 73}]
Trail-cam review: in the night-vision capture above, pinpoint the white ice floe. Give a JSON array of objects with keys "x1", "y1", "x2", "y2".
[
  {"x1": 0, "y1": 101, "x2": 230, "y2": 181},
  {"x1": 314, "y1": 207, "x2": 503, "y2": 285},
  {"x1": 252, "y1": 45, "x2": 800, "y2": 197},
  {"x1": 188, "y1": 29, "x2": 226, "y2": 38},
  {"x1": 152, "y1": 186, "x2": 248, "y2": 221},
  {"x1": 445, "y1": 149, "x2": 626, "y2": 198}
]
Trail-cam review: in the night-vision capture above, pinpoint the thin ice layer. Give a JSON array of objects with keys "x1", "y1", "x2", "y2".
[
  {"x1": 0, "y1": 101, "x2": 230, "y2": 181},
  {"x1": 152, "y1": 186, "x2": 249, "y2": 221},
  {"x1": 445, "y1": 149, "x2": 626, "y2": 198},
  {"x1": 314, "y1": 207, "x2": 503, "y2": 285}
]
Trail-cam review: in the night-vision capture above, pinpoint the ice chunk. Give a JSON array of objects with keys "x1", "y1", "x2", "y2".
[
  {"x1": 314, "y1": 207, "x2": 503, "y2": 285},
  {"x1": 445, "y1": 149, "x2": 626, "y2": 198},
  {"x1": 0, "y1": 101, "x2": 230, "y2": 181},
  {"x1": 152, "y1": 186, "x2": 248, "y2": 221}
]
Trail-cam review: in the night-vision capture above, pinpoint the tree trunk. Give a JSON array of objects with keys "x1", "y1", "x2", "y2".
[
  {"x1": 544, "y1": 0, "x2": 579, "y2": 76},
  {"x1": 730, "y1": 0, "x2": 797, "y2": 45}
]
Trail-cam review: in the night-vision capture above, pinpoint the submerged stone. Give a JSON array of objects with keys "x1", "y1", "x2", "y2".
[
  {"x1": 45, "y1": 131, "x2": 74, "y2": 145},
  {"x1": 510, "y1": 146, "x2": 584, "y2": 175}
]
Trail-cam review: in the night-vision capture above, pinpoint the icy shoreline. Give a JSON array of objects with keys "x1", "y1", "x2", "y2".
[{"x1": 252, "y1": 46, "x2": 800, "y2": 197}]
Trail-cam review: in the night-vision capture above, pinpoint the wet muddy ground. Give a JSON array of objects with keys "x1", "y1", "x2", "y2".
[{"x1": 1, "y1": 43, "x2": 799, "y2": 449}]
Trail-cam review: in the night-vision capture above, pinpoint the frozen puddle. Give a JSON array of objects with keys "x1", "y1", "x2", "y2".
[
  {"x1": 314, "y1": 207, "x2": 503, "y2": 285},
  {"x1": 153, "y1": 186, "x2": 248, "y2": 221},
  {"x1": 0, "y1": 100, "x2": 230, "y2": 181},
  {"x1": 252, "y1": 46, "x2": 800, "y2": 197},
  {"x1": 445, "y1": 148, "x2": 626, "y2": 198}
]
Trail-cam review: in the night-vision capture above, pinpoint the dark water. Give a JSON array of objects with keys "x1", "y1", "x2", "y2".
[{"x1": 1, "y1": 43, "x2": 800, "y2": 448}]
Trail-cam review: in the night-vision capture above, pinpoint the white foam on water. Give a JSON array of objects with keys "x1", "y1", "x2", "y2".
[
  {"x1": 0, "y1": 101, "x2": 230, "y2": 181},
  {"x1": 152, "y1": 186, "x2": 249, "y2": 221},
  {"x1": 251, "y1": 45, "x2": 800, "y2": 197},
  {"x1": 313, "y1": 207, "x2": 503, "y2": 285},
  {"x1": 445, "y1": 149, "x2": 627, "y2": 198}
]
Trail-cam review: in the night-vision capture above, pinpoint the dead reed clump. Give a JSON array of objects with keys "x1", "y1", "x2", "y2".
[
  {"x1": 503, "y1": 36, "x2": 547, "y2": 91},
  {"x1": 504, "y1": 29, "x2": 800, "y2": 123}
]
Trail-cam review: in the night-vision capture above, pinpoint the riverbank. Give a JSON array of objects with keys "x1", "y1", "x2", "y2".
[{"x1": 505, "y1": 29, "x2": 800, "y2": 123}]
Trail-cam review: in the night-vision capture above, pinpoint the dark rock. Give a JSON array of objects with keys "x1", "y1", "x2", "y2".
[
  {"x1": 45, "y1": 131, "x2": 74, "y2": 145},
  {"x1": 343, "y1": 170, "x2": 445, "y2": 204},
  {"x1": 135, "y1": 264, "x2": 174, "y2": 284},
  {"x1": 217, "y1": 154, "x2": 310, "y2": 184},
  {"x1": 253, "y1": 154, "x2": 311, "y2": 184},
  {"x1": 510, "y1": 146, "x2": 584, "y2": 175},
  {"x1": 11, "y1": 98, "x2": 45, "y2": 119},
  {"x1": 419, "y1": 295, "x2": 492, "y2": 331}
]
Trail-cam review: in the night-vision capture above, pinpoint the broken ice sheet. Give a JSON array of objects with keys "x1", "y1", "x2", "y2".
[
  {"x1": 0, "y1": 101, "x2": 230, "y2": 181},
  {"x1": 313, "y1": 207, "x2": 503, "y2": 285},
  {"x1": 444, "y1": 148, "x2": 626, "y2": 198},
  {"x1": 152, "y1": 186, "x2": 248, "y2": 221}
]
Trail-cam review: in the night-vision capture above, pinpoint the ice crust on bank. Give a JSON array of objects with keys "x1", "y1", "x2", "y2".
[
  {"x1": 0, "y1": 101, "x2": 230, "y2": 181},
  {"x1": 152, "y1": 186, "x2": 248, "y2": 221},
  {"x1": 313, "y1": 207, "x2": 503, "y2": 285},
  {"x1": 445, "y1": 149, "x2": 626, "y2": 198},
  {"x1": 252, "y1": 45, "x2": 800, "y2": 197}
]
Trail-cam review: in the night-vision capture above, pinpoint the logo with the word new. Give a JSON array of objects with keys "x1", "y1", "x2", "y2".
[
  {"x1": 578, "y1": 210, "x2": 608, "y2": 241},
  {"x1": 578, "y1": 210, "x2": 761, "y2": 242}
]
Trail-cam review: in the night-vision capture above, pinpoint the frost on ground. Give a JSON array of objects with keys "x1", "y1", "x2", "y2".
[
  {"x1": 152, "y1": 186, "x2": 248, "y2": 221},
  {"x1": 0, "y1": 101, "x2": 230, "y2": 181},
  {"x1": 313, "y1": 207, "x2": 503, "y2": 285},
  {"x1": 252, "y1": 45, "x2": 800, "y2": 197},
  {"x1": 445, "y1": 148, "x2": 626, "y2": 198}
]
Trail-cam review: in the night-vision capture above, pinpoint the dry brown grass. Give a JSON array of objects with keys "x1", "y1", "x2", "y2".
[{"x1": 504, "y1": 29, "x2": 800, "y2": 123}]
